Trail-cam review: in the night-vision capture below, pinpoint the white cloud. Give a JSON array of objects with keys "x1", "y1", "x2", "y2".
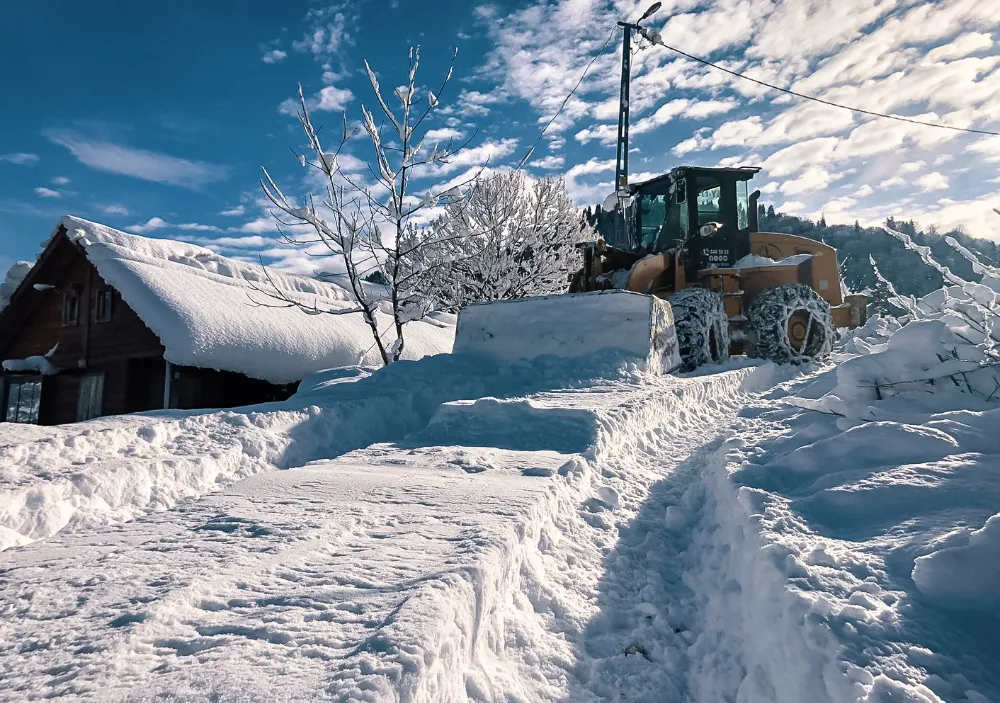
[
  {"x1": 684, "y1": 99, "x2": 739, "y2": 119},
  {"x1": 925, "y1": 32, "x2": 994, "y2": 63},
  {"x1": 660, "y1": 8, "x2": 754, "y2": 57},
  {"x1": 129, "y1": 217, "x2": 168, "y2": 233},
  {"x1": 907, "y1": 192, "x2": 1000, "y2": 242},
  {"x1": 423, "y1": 127, "x2": 465, "y2": 143},
  {"x1": 292, "y1": 4, "x2": 352, "y2": 57},
  {"x1": 560, "y1": 157, "x2": 617, "y2": 205},
  {"x1": 51, "y1": 176, "x2": 70, "y2": 185},
  {"x1": 102, "y1": 204, "x2": 129, "y2": 216},
  {"x1": 780, "y1": 167, "x2": 837, "y2": 196},
  {"x1": 454, "y1": 89, "x2": 505, "y2": 118},
  {"x1": 262, "y1": 49, "x2": 287, "y2": 64},
  {"x1": 426, "y1": 138, "x2": 519, "y2": 177},
  {"x1": 968, "y1": 135, "x2": 1000, "y2": 163},
  {"x1": 853, "y1": 184, "x2": 874, "y2": 198},
  {"x1": 578, "y1": 97, "x2": 739, "y2": 146},
  {"x1": 632, "y1": 100, "x2": 689, "y2": 136},
  {"x1": 45, "y1": 130, "x2": 229, "y2": 188},
  {"x1": 315, "y1": 85, "x2": 353, "y2": 111},
  {"x1": 879, "y1": 176, "x2": 907, "y2": 188},
  {"x1": 220, "y1": 205, "x2": 246, "y2": 217},
  {"x1": 528, "y1": 154, "x2": 565, "y2": 170},
  {"x1": 672, "y1": 135, "x2": 702, "y2": 157},
  {"x1": 34, "y1": 187, "x2": 61, "y2": 199},
  {"x1": 195, "y1": 235, "x2": 273, "y2": 248},
  {"x1": 565, "y1": 158, "x2": 615, "y2": 179},
  {"x1": 240, "y1": 217, "x2": 279, "y2": 234},
  {"x1": 128, "y1": 217, "x2": 222, "y2": 234},
  {"x1": 916, "y1": 172, "x2": 949, "y2": 192},
  {"x1": 778, "y1": 200, "x2": 806, "y2": 213},
  {"x1": 279, "y1": 85, "x2": 354, "y2": 115},
  {"x1": 575, "y1": 123, "x2": 619, "y2": 145},
  {"x1": 0, "y1": 153, "x2": 39, "y2": 165},
  {"x1": 762, "y1": 137, "x2": 840, "y2": 177}
]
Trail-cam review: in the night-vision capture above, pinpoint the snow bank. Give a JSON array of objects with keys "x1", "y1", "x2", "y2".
[
  {"x1": 912, "y1": 512, "x2": 1000, "y2": 609},
  {"x1": 58, "y1": 216, "x2": 454, "y2": 383},
  {"x1": 454, "y1": 290, "x2": 682, "y2": 374},
  {"x1": 708, "y1": 362, "x2": 1000, "y2": 701},
  {"x1": 0, "y1": 349, "x2": 647, "y2": 551}
]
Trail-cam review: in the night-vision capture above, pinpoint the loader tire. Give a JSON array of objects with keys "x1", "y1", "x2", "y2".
[
  {"x1": 668, "y1": 287, "x2": 730, "y2": 372},
  {"x1": 748, "y1": 283, "x2": 833, "y2": 364}
]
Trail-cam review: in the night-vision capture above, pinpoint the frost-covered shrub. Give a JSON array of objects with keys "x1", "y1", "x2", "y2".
[
  {"x1": 402, "y1": 171, "x2": 591, "y2": 311},
  {"x1": 835, "y1": 314, "x2": 902, "y2": 356},
  {"x1": 831, "y1": 225, "x2": 1000, "y2": 404}
]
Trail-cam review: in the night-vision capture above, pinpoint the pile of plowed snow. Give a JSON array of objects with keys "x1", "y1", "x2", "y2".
[{"x1": 0, "y1": 350, "x2": 646, "y2": 551}]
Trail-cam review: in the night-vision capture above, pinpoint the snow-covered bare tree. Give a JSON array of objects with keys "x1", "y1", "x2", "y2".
[
  {"x1": 259, "y1": 47, "x2": 480, "y2": 366},
  {"x1": 402, "y1": 171, "x2": 593, "y2": 311}
]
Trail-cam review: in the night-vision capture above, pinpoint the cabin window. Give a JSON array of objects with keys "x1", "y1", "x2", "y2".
[
  {"x1": 638, "y1": 194, "x2": 667, "y2": 252},
  {"x1": 76, "y1": 373, "x2": 105, "y2": 422},
  {"x1": 94, "y1": 288, "x2": 113, "y2": 323},
  {"x1": 4, "y1": 378, "x2": 42, "y2": 424},
  {"x1": 696, "y1": 178, "x2": 722, "y2": 227},
  {"x1": 736, "y1": 180, "x2": 750, "y2": 230},
  {"x1": 62, "y1": 287, "x2": 81, "y2": 326}
]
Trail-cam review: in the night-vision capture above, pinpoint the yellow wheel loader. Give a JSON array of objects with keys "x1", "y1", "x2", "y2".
[{"x1": 569, "y1": 165, "x2": 868, "y2": 370}]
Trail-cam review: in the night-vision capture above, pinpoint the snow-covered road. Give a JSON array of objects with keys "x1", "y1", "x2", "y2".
[
  {"x1": 0, "y1": 361, "x2": 772, "y2": 701},
  {"x1": 1, "y1": 349, "x2": 997, "y2": 702}
]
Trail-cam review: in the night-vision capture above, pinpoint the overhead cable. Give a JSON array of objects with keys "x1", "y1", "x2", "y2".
[{"x1": 638, "y1": 29, "x2": 1000, "y2": 137}]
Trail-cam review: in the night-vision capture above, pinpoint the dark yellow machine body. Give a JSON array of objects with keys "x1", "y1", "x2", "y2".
[{"x1": 621, "y1": 232, "x2": 867, "y2": 330}]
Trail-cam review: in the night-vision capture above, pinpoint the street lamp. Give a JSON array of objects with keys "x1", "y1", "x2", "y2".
[{"x1": 639, "y1": 2, "x2": 661, "y2": 22}]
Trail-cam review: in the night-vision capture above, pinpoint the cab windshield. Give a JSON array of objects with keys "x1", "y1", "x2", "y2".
[{"x1": 637, "y1": 193, "x2": 667, "y2": 251}]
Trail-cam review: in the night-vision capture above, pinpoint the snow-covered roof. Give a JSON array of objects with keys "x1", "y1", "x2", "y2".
[{"x1": 54, "y1": 216, "x2": 455, "y2": 384}]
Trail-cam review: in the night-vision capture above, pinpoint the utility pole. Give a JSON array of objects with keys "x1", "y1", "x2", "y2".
[
  {"x1": 614, "y1": 20, "x2": 633, "y2": 195},
  {"x1": 613, "y1": 3, "x2": 661, "y2": 196}
]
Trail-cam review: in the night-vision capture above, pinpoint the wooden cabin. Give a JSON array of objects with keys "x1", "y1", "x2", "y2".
[{"x1": 0, "y1": 216, "x2": 454, "y2": 426}]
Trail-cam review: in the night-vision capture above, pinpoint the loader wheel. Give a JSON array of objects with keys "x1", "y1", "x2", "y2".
[
  {"x1": 668, "y1": 287, "x2": 730, "y2": 372},
  {"x1": 747, "y1": 283, "x2": 833, "y2": 364}
]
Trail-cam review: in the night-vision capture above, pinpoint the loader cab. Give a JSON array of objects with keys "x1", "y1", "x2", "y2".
[{"x1": 630, "y1": 166, "x2": 760, "y2": 276}]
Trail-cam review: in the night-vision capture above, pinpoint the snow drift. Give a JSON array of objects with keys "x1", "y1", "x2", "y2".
[{"x1": 0, "y1": 350, "x2": 649, "y2": 552}]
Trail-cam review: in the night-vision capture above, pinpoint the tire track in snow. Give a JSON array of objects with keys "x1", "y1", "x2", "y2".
[{"x1": 498, "y1": 364, "x2": 787, "y2": 702}]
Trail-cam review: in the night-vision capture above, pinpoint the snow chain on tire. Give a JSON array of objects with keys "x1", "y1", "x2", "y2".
[
  {"x1": 747, "y1": 283, "x2": 833, "y2": 364},
  {"x1": 668, "y1": 287, "x2": 731, "y2": 372}
]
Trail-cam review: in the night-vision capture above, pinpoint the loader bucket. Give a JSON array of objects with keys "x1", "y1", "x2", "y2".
[{"x1": 454, "y1": 290, "x2": 682, "y2": 374}]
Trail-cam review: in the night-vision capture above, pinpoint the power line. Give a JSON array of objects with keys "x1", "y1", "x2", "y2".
[
  {"x1": 640, "y1": 30, "x2": 1000, "y2": 137},
  {"x1": 517, "y1": 27, "x2": 619, "y2": 170}
]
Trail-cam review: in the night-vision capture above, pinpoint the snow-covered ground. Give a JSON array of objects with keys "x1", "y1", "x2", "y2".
[{"x1": 2, "y1": 284, "x2": 999, "y2": 700}]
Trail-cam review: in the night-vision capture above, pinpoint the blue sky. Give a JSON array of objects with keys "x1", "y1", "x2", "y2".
[{"x1": 1, "y1": 0, "x2": 998, "y2": 274}]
